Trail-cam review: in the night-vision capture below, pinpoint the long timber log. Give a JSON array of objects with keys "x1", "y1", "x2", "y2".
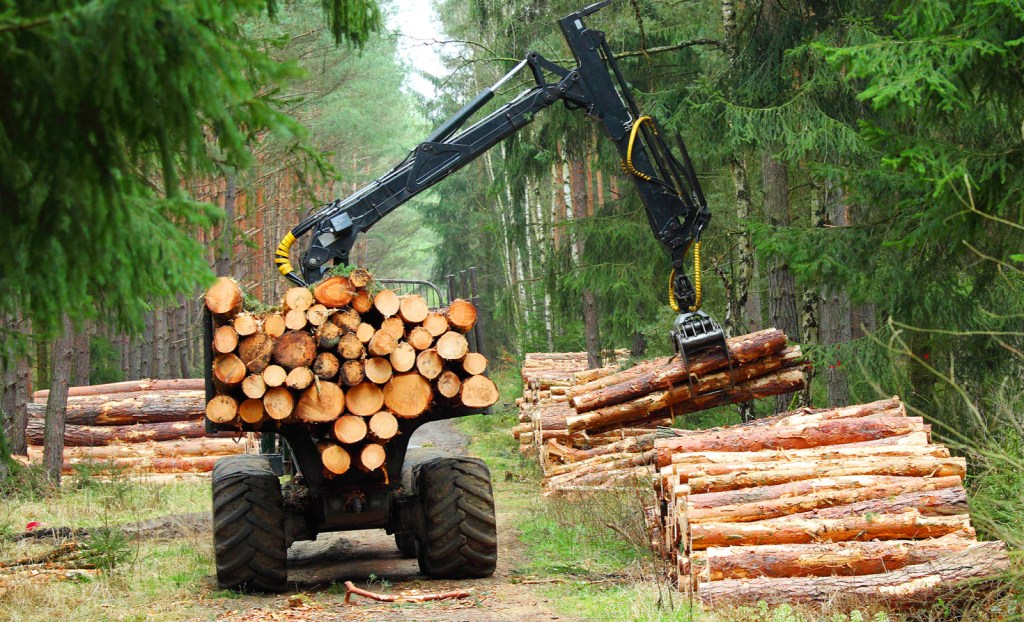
[
  {"x1": 33, "y1": 378, "x2": 203, "y2": 402},
  {"x1": 28, "y1": 390, "x2": 205, "y2": 426},
  {"x1": 697, "y1": 542, "x2": 1010, "y2": 606},
  {"x1": 27, "y1": 418, "x2": 235, "y2": 446}
]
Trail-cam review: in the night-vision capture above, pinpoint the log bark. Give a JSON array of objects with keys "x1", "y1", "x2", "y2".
[
  {"x1": 689, "y1": 509, "x2": 973, "y2": 550},
  {"x1": 662, "y1": 438, "x2": 947, "y2": 469},
  {"x1": 238, "y1": 333, "x2": 274, "y2": 374},
  {"x1": 313, "y1": 352, "x2": 340, "y2": 380},
  {"x1": 566, "y1": 350, "x2": 802, "y2": 433},
  {"x1": 383, "y1": 373, "x2": 432, "y2": 418},
  {"x1": 340, "y1": 360, "x2": 365, "y2": 387},
  {"x1": 272, "y1": 331, "x2": 317, "y2": 370},
  {"x1": 338, "y1": 333, "x2": 366, "y2": 360},
  {"x1": 316, "y1": 322, "x2": 343, "y2": 350},
  {"x1": 29, "y1": 418, "x2": 234, "y2": 446},
  {"x1": 295, "y1": 382, "x2": 345, "y2": 422},
  {"x1": 701, "y1": 534, "x2": 980, "y2": 581},
  {"x1": 655, "y1": 416, "x2": 924, "y2": 456},
  {"x1": 569, "y1": 329, "x2": 786, "y2": 413},
  {"x1": 28, "y1": 390, "x2": 205, "y2": 426},
  {"x1": 29, "y1": 437, "x2": 244, "y2": 460},
  {"x1": 670, "y1": 456, "x2": 965, "y2": 492},
  {"x1": 348, "y1": 268, "x2": 372, "y2": 288},
  {"x1": 56, "y1": 454, "x2": 224, "y2": 474},
  {"x1": 697, "y1": 542, "x2": 1009, "y2": 605},
  {"x1": 688, "y1": 474, "x2": 962, "y2": 510},
  {"x1": 33, "y1": 378, "x2": 204, "y2": 402},
  {"x1": 331, "y1": 308, "x2": 362, "y2": 334},
  {"x1": 346, "y1": 382, "x2": 385, "y2": 417},
  {"x1": 688, "y1": 475, "x2": 962, "y2": 523}
]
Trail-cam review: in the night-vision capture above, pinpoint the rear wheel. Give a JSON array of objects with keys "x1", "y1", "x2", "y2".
[
  {"x1": 212, "y1": 455, "x2": 287, "y2": 592},
  {"x1": 417, "y1": 457, "x2": 497, "y2": 578}
]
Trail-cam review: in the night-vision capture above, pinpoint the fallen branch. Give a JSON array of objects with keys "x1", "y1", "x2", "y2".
[{"x1": 343, "y1": 580, "x2": 471, "y2": 604}]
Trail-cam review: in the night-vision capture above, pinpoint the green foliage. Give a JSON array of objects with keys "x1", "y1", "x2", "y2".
[
  {"x1": 88, "y1": 335, "x2": 125, "y2": 385},
  {"x1": 0, "y1": 0, "x2": 382, "y2": 341}
]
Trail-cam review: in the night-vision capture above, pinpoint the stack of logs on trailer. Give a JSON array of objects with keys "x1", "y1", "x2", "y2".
[
  {"x1": 519, "y1": 334, "x2": 1010, "y2": 604},
  {"x1": 27, "y1": 379, "x2": 246, "y2": 473},
  {"x1": 203, "y1": 270, "x2": 500, "y2": 477}
]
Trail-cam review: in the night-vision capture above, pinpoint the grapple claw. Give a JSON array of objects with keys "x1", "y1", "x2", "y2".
[{"x1": 671, "y1": 311, "x2": 733, "y2": 391}]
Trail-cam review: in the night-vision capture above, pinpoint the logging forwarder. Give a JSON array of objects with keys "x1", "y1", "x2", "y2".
[{"x1": 205, "y1": 1, "x2": 730, "y2": 592}]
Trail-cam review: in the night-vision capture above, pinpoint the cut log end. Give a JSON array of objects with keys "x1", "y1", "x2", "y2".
[
  {"x1": 399, "y1": 295, "x2": 429, "y2": 324},
  {"x1": 461, "y1": 375, "x2": 500, "y2": 409},
  {"x1": 205, "y1": 395, "x2": 238, "y2": 424},
  {"x1": 374, "y1": 290, "x2": 401, "y2": 317},
  {"x1": 436, "y1": 332, "x2": 469, "y2": 361},
  {"x1": 205, "y1": 277, "x2": 242, "y2": 317},
  {"x1": 284, "y1": 287, "x2": 314, "y2": 312},
  {"x1": 446, "y1": 299, "x2": 477, "y2": 333},
  {"x1": 319, "y1": 442, "x2": 351, "y2": 475},
  {"x1": 314, "y1": 276, "x2": 354, "y2": 308},
  {"x1": 365, "y1": 358, "x2": 393, "y2": 384},
  {"x1": 383, "y1": 373, "x2": 432, "y2": 418},
  {"x1": 368, "y1": 411, "x2": 399, "y2": 441},
  {"x1": 333, "y1": 415, "x2": 368, "y2": 444},
  {"x1": 263, "y1": 387, "x2": 295, "y2": 420},
  {"x1": 296, "y1": 382, "x2": 345, "y2": 423},
  {"x1": 359, "y1": 443, "x2": 387, "y2": 472},
  {"x1": 346, "y1": 382, "x2": 385, "y2": 417}
]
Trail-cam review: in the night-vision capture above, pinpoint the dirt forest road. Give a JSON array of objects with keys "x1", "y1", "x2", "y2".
[{"x1": 212, "y1": 420, "x2": 575, "y2": 622}]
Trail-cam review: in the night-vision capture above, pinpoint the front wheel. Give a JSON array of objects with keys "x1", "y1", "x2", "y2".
[
  {"x1": 212, "y1": 455, "x2": 288, "y2": 592},
  {"x1": 416, "y1": 458, "x2": 497, "y2": 578}
]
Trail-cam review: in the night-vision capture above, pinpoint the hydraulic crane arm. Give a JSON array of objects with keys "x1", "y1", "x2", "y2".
[{"x1": 276, "y1": 0, "x2": 728, "y2": 363}]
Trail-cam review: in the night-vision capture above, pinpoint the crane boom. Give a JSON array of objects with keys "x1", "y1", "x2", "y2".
[{"x1": 274, "y1": 0, "x2": 729, "y2": 367}]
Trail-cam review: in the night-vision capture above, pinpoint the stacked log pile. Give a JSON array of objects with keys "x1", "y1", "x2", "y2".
[
  {"x1": 203, "y1": 271, "x2": 499, "y2": 478},
  {"x1": 513, "y1": 350, "x2": 630, "y2": 455},
  {"x1": 650, "y1": 397, "x2": 1009, "y2": 605},
  {"x1": 27, "y1": 379, "x2": 245, "y2": 474}
]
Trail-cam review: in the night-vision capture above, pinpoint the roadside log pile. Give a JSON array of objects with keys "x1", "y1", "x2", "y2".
[
  {"x1": 513, "y1": 351, "x2": 630, "y2": 455},
  {"x1": 203, "y1": 271, "x2": 499, "y2": 478},
  {"x1": 648, "y1": 397, "x2": 1009, "y2": 605},
  {"x1": 27, "y1": 379, "x2": 246, "y2": 474}
]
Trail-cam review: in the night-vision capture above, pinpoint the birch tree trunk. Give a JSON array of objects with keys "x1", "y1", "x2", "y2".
[{"x1": 43, "y1": 315, "x2": 75, "y2": 484}]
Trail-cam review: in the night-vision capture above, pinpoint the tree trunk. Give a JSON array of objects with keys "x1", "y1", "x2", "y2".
[
  {"x1": 215, "y1": 173, "x2": 236, "y2": 275},
  {"x1": 568, "y1": 158, "x2": 602, "y2": 369},
  {"x1": 43, "y1": 315, "x2": 75, "y2": 483},
  {"x1": 1, "y1": 316, "x2": 30, "y2": 455},
  {"x1": 761, "y1": 152, "x2": 799, "y2": 413},
  {"x1": 71, "y1": 322, "x2": 90, "y2": 387}
]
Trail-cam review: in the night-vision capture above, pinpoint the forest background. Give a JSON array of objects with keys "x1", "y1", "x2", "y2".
[{"x1": 0, "y1": 0, "x2": 1021, "y2": 546}]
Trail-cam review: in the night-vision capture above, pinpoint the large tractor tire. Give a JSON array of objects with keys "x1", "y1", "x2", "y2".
[
  {"x1": 417, "y1": 457, "x2": 497, "y2": 578},
  {"x1": 212, "y1": 455, "x2": 288, "y2": 592}
]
